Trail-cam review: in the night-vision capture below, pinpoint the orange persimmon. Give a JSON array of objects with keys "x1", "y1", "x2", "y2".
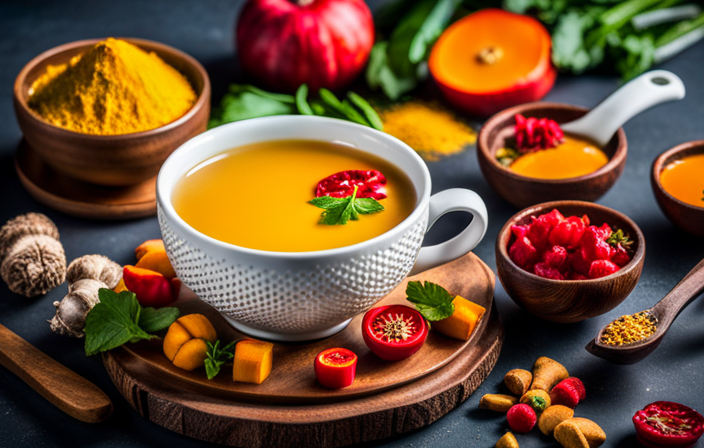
[
  {"x1": 135, "y1": 239, "x2": 166, "y2": 261},
  {"x1": 429, "y1": 9, "x2": 555, "y2": 117},
  {"x1": 135, "y1": 249, "x2": 176, "y2": 278},
  {"x1": 163, "y1": 314, "x2": 217, "y2": 371}
]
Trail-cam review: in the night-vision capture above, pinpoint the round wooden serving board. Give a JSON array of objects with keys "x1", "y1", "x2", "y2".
[
  {"x1": 104, "y1": 253, "x2": 503, "y2": 447},
  {"x1": 15, "y1": 140, "x2": 157, "y2": 220}
]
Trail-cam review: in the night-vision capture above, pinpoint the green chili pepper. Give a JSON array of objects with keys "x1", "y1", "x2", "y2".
[
  {"x1": 347, "y1": 92, "x2": 383, "y2": 131},
  {"x1": 295, "y1": 84, "x2": 314, "y2": 115}
]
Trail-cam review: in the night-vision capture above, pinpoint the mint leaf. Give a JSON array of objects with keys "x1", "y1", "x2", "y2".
[
  {"x1": 139, "y1": 307, "x2": 180, "y2": 333},
  {"x1": 205, "y1": 340, "x2": 237, "y2": 380},
  {"x1": 309, "y1": 186, "x2": 385, "y2": 225},
  {"x1": 354, "y1": 198, "x2": 385, "y2": 214},
  {"x1": 405, "y1": 281, "x2": 455, "y2": 321},
  {"x1": 85, "y1": 290, "x2": 153, "y2": 356},
  {"x1": 309, "y1": 196, "x2": 347, "y2": 209}
]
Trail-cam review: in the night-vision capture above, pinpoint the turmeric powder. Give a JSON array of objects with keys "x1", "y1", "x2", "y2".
[
  {"x1": 379, "y1": 101, "x2": 476, "y2": 161},
  {"x1": 29, "y1": 38, "x2": 196, "y2": 135}
]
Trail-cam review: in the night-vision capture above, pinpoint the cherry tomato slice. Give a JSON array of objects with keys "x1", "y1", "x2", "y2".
[
  {"x1": 315, "y1": 170, "x2": 387, "y2": 200},
  {"x1": 633, "y1": 401, "x2": 704, "y2": 448},
  {"x1": 314, "y1": 347, "x2": 357, "y2": 389},
  {"x1": 362, "y1": 305, "x2": 429, "y2": 361}
]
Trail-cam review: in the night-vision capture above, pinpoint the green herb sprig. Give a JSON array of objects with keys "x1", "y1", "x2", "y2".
[
  {"x1": 209, "y1": 83, "x2": 383, "y2": 131},
  {"x1": 405, "y1": 280, "x2": 455, "y2": 321},
  {"x1": 309, "y1": 186, "x2": 385, "y2": 225},
  {"x1": 84, "y1": 289, "x2": 179, "y2": 356},
  {"x1": 205, "y1": 340, "x2": 237, "y2": 380}
]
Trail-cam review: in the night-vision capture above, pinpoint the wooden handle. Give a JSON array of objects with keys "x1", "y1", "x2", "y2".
[
  {"x1": 0, "y1": 323, "x2": 112, "y2": 423},
  {"x1": 653, "y1": 258, "x2": 704, "y2": 327}
]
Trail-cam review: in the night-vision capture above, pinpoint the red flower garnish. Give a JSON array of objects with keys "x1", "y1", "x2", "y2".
[
  {"x1": 315, "y1": 170, "x2": 387, "y2": 200},
  {"x1": 515, "y1": 114, "x2": 564, "y2": 152}
]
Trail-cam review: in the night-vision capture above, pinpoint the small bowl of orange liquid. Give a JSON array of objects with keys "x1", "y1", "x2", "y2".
[
  {"x1": 652, "y1": 140, "x2": 704, "y2": 237},
  {"x1": 477, "y1": 102, "x2": 627, "y2": 208}
]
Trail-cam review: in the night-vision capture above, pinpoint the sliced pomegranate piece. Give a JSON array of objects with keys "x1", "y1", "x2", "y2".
[{"x1": 315, "y1": 170, "x2": 387, "y2": 199}]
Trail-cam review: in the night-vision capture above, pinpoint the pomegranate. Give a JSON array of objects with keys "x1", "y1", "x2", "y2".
[{"x1": 236, "y1": 0, "x2": 374, "y2": 92}]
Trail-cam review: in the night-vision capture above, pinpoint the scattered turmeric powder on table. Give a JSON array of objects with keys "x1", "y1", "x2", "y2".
[
  {"x1": 28, "y1": 38, "x2": 196, "y2": 135},
  {"x1": 379, "y1": 101, "x2": 476, "y2": 161}
]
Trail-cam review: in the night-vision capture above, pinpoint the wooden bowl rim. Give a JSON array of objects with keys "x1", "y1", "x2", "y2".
[
  {"x1": 496, "y1": 200, "x2": 646, "y2": 284},
  {"x1": 651, "y1": 139, "x2": 704, "y2": 213},
  {"x1": 13, "y1": 37, "x2": 211, "y2": 140},
  {"x1": 478, "y1": 102, "x2": 628, "y2": 185}
]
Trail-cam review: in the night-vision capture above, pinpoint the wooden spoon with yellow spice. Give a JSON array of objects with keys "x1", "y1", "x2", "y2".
[{"x1": 586, "y1": 257, "x2": 704, "y2": 364}]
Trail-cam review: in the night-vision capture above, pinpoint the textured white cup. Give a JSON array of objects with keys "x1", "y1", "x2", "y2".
[{"x1": 157, "y1": 116, "x2": 488, "y2": 341}]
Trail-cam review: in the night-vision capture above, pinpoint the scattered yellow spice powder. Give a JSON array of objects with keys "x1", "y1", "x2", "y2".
[
  {"x1": 600, "y1": 311, "x2": 658, "y2": 346},
  {"x1": 380, "y1": 101, "x2": 476, "y2": 161},
  {"x1": 29, "y1": 38, "x2": 197, "y2": 136}
]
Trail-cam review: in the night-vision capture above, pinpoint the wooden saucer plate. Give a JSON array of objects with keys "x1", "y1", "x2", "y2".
[
  {"x1": 105, "y1": 252, "x2": 497, "y2": 404},
  {"x1": 15, "y1": 140, "x2": 156, "y2": 220}
]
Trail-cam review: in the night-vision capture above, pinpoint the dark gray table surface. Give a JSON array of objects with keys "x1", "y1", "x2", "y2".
[{"x1": 1, "y1": 1, "x2": 703, "y2": 447}]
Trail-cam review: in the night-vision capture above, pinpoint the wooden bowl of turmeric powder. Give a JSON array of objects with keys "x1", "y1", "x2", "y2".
[{"x1": 13, "y1": 37, "x2": 210, "y2": 186}]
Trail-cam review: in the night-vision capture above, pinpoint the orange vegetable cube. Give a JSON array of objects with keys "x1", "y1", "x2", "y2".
[
  {"x1": 233, "y1": 340, "x2": 274, "y2": 384},
  {"x1": 432, "y1": 295, "x2": 486, "y2": 341},
  {"x1": 135, "y1": 239, "x2": 166, "y2": 261},
  {"x1": 135, "y1": 249, "x2": 176, "y2": 278}
]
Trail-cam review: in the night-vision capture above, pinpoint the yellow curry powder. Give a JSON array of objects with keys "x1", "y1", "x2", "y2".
[
  {"x1": 28, "y1": 38, "x2": 197, "y2": 135},
  {"x1": 379, "y1": 101, "x2": 476, "y2": 161}
]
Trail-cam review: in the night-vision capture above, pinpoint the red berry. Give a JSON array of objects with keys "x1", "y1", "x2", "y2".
[
  {"x1": 509, "y1": 237, "x2": 539, "y2": 270},
  {"x1": 581, "y1": 227, "x2": 612, "y2": 262},
  {"x1": 612, "y1": 244, "x2": 631, "y2": 267},
  {"x1": 534, "y1": 262, "x2": 565, "y2": 280},
  {"x1": 543, "y1": 245, "x2": 568, "y2": 271},
  {"x1": 527, "y1": 210, "x2": 564, "y2": 250},
  {"x1": 511, "y1": 224, "x2": 530, "y2": 240},
  {"x1": 549, "y1": 216, "x2": 587, "y2": 248},
  {"x1": 589, "y1": 260, "x2": 620, "y2": 279},
  {"x1": 568, "y1": 250, "x2": 592, "y2": 276},
  {"x1": 507, "y1": 403, "x2": 537, "y2": 433},
  {"x1": 551, "y1": 378, "x2": 586, "y2": 408}
]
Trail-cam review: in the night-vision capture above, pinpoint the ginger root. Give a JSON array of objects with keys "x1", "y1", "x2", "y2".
[
  {"x1": 49, "y1": 254, "x2": 122, "y2": 337},
  {"x1": 0, "y1": 213, "x2": 66, "y2": 297}
]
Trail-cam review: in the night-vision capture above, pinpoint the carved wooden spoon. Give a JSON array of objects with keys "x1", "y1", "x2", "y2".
[
  {"x1": 586, "y1": 258, "x2": 704, "y2": 364},
  {"x1": 0, "y1": 323, "x2": 112, "y2": 422}
]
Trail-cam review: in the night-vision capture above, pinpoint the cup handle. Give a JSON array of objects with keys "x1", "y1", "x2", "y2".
[{"x1": 410, "y1": 189, "x2": 488, "y2": 275}]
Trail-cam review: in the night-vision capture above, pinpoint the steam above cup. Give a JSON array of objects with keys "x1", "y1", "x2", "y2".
[{"x1": 156, "y1": 116, "x2": 488, "y2": 341}]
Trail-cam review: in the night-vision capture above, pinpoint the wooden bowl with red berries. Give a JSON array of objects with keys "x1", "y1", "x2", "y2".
[
  {"x1": 477, "y1": 102, "x2": 627, "y2": 208},
  {"x1": 496, "y1": 201, "x2": 645, "y2": 323}
]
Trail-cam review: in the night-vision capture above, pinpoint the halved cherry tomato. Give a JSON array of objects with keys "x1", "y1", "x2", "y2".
[
  {"x1": 633, "y1": 401, "x2": 704, "y2": 448},
  {"x1": 314, "y1": 347, "x2": 357, "y2": 389},
  {"x1": 315, "y1": 170, "x2": 387, "y2": 199},
  {"x1": 362, "y1": 305, "x2": 429, "y2": 361}
]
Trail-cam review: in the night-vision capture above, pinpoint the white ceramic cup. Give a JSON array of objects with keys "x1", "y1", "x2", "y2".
[{"x1": 157, "y1": 116, "x2": 488, "y2": 341}]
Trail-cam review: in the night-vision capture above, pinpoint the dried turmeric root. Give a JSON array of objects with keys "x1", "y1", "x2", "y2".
[
  {"x1": 49, "y1": 254, "x2": 122, "y2": 337},
  {"x1": 0, "y1": 213, "x2": 66, "y2": 297},
  {"x1": 530, "y1": 357, "x2": 568, "y2": 392},
  {"x1": 163, "y1": 314, "x2": 217, "y2": 371}
]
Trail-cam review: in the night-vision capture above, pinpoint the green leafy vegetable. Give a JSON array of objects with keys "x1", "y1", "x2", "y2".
[
  {"x1": 84, "y1": 289, "x2": 179, "y2": 356},
  {"x1": 347, "y1": 92, "x2": 384, "y2": 131},
  {"x1": 295, "y1": 84, "x2": 314, "y2": 116},
  {"x1": 209, "y1": 83, "x2": 381, "y2": 129},
  {"x1": 319, "y1": 89, "x2": 370, "y2": 126},
  {"x1": 367, "y1": 0, "x2": 462, "y2": 100},
  {"x1": 205, "y1": 340, "x2": 237, "y2": 380},
  {"x1": 405, "y1": 280, "x2": 455, "y2": 321},
  {"x1": 309, "y1": 186, "x2": 385, "y2": 225}
]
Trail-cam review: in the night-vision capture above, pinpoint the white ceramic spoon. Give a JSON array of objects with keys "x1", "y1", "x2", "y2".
[{"x1": 561, "y1": 70, "x2": 686, "y2": 147}]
